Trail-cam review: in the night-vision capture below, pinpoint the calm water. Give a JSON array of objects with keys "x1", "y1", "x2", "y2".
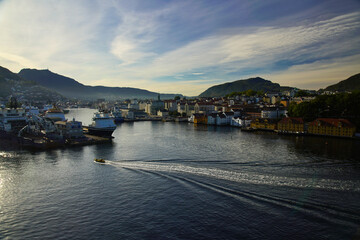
[{"x1": 0, "y1": 108, "x2": 359, "y2": 240}]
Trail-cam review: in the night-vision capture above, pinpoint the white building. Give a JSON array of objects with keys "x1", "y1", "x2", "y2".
[
  {"x1": 231, "y1": 117, "x2": 251, "y2": 127},
  {"x1": 261, "y1": 108, "x2": 287, "y2": 119}
]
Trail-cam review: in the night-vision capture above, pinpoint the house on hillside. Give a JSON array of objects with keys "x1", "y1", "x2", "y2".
[
  {"x1": 194, "y1": 102, "x2": 215, "y2": 114},
  {"x1": 261, "y1": 107, "x2": 286, "y2": 119}
]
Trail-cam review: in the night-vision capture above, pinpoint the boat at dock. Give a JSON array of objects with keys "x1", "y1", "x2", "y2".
[
  {"x1": 86, "y1": 112, "x2": 116, "y2": 137},
  {"x1": 44, "y1": 107, "x2": 66, "y2": 122},
  {"x1": 111, "y1": 106, "x2": 124, "y2": 123},
  {"x1": 0, "y1": 107, "x2": 27, "y2": 139}
]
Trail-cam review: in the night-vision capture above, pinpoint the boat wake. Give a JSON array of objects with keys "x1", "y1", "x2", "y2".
[{"x1": 106, "y1": 160, "x2": 360, "y2": 192}]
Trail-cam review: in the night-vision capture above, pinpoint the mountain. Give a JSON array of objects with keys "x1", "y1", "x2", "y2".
[
  {"x1": 0, "y1": 66, "x2": 23, "y2": 81},
  {"x1": 199, "y1": 77, "x2": 292, "y2": 97},
  {"x1": 324, "y1": 73, "x2": 360, "y2": 92},
  {"x1": 19, "y1": 69, "x2": 182, "y2": 100},
  {"x1": 0, "y1": 66, "x2": 65, "y2": 102}
]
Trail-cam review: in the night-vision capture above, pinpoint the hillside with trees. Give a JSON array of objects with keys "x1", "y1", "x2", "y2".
[
  {"x1": 323, "y1": 73, "x2": 360, "y2": 92},
  {"x1": 288, "y1": 91, "x2": 360, "y2": 131},
  {"x1": 199, "y1": 77, "x2": 293, "y2": 97}
]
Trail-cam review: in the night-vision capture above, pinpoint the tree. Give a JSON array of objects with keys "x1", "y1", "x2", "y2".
[{"x1": 6, "y1": 96, "x2": 20, "y2": 109}]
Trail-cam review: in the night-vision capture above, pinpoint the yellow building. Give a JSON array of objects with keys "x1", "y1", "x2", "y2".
[
  {"x1": 308, "y1": 118, "x2": 356, "y2": 137},
  {"x1": 193, "y1": 114, "x2": 208, "y2": 124},
  {"x1": 250, "y1": 118, "x2": 277, "y2": 130},
  {"x1": 277, "y1": 117, "x2": 304, "y2": 133}
]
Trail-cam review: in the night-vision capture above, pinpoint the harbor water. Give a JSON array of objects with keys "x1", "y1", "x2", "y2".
[{"x1": 0, "y1": 108, "x2": 359, "y2": 239}]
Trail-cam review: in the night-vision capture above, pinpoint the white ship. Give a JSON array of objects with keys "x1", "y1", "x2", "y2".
[
  {"x1": 45, "y1": 108, "x2": 66, "y2": 122},
  {"x1": 0, "y1": 107, "x2": 27, "y2": 137},
  {"x1": 87, "y1": 112, "x2": 116, "y2": 137}
]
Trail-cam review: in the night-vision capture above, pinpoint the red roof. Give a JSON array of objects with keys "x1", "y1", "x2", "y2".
[{"x1": 309, "y1": 118, "x2": 355, "y2": 128}]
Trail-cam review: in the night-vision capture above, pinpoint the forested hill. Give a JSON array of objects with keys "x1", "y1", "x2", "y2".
[
  {"x1": 199, "y1": 77, "x2": 293, "y2": 97},
  {"x1": 324, "y1": 73, "x2": 360, "y2": 92}
]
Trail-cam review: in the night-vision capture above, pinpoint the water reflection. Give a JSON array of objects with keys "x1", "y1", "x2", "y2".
[{"x1": 284, "y1": 135, "x2": 360, "y2": 161}]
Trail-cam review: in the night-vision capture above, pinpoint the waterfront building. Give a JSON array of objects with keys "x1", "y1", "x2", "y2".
[
  {"x1": 277, "y1": 117, "x2": 305, "y2": 133},
  {"x1": 189, "y1": 113, "x2": 207, "y2": 124},
  {"x1": 230, "y1": 117, "x2": 252, "y2": 128},
  {"x1": 157, "y1": 110, "x2": 169, "y2": 117},
  {"x1": 308, "y1": 118, "x2": 356, "y2": 138},
  {"x1": 250, "y1": 118, "x2": 278, "y2": 130},
  {"x1": 207, "y1": 113, "x2": 217, "y2": 125},
  {"x1": 216, "y1": 113, "x2": 228, "y2": 125}
]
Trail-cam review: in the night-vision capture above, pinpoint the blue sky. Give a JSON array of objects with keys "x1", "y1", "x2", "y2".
[{"x1": 0, "y1": 0, "x2": 359, "y2": 95}]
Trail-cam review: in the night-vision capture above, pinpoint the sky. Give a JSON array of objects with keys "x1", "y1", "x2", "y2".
[{"x1": 0, "y1": 0, "x2": 359, "y2": 96}]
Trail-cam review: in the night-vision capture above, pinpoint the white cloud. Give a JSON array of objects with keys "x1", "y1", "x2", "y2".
[{"x1": 130, "y1": 11, "x2": 360, "y2": 79}]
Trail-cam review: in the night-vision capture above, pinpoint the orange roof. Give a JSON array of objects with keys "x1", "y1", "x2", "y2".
[{"x1": 278, "y1": 117, "x2": 304, "y2": 124}]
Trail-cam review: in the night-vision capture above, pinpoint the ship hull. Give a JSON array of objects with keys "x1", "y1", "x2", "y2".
[
  {"x1": 87, "y1": 127, "x2": 116, "y2": 137},
  {"x1": 114, "y1": 117, "x2": 124, "y2": 123}
]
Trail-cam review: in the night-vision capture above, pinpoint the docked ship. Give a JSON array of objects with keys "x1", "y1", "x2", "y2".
[
  {"x1": 111, "y1": 106, "x2": 124, "y2": 123},
  {"x1": 44, "y1": 107, "x2": 66, "y2": 122},
  {"x1": 87, "y1": 112, "x2": 116, "y2": 137},
  {"x1": 0, "y1": 107, "x2": 27, "y2": 139}
]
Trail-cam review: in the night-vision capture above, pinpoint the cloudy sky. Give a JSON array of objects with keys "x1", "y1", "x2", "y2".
[{"x1": 0, "y1": 0, "x2": 359, "y2": 96}]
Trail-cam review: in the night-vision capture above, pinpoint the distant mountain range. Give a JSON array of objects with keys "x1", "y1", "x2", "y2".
[
  {"x1": 18, "y1": 69, "x2": 182, "y2": 100},
  {"x1": 199, "y1": 77, "x2": 293, "y2": 97},
  {"x1": 323, "y1": 73, "x2": 360, "y2": 92}
]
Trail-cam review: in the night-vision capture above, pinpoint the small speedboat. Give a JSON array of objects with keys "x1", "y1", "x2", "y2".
[{"x1": 94, "y1": 158, "x2": 105, "y2": 163}]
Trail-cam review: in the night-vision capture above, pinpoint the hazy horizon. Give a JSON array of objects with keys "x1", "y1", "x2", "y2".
[{"x1": 1, "y1": 0, "x2": 360, "y2": 95}]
